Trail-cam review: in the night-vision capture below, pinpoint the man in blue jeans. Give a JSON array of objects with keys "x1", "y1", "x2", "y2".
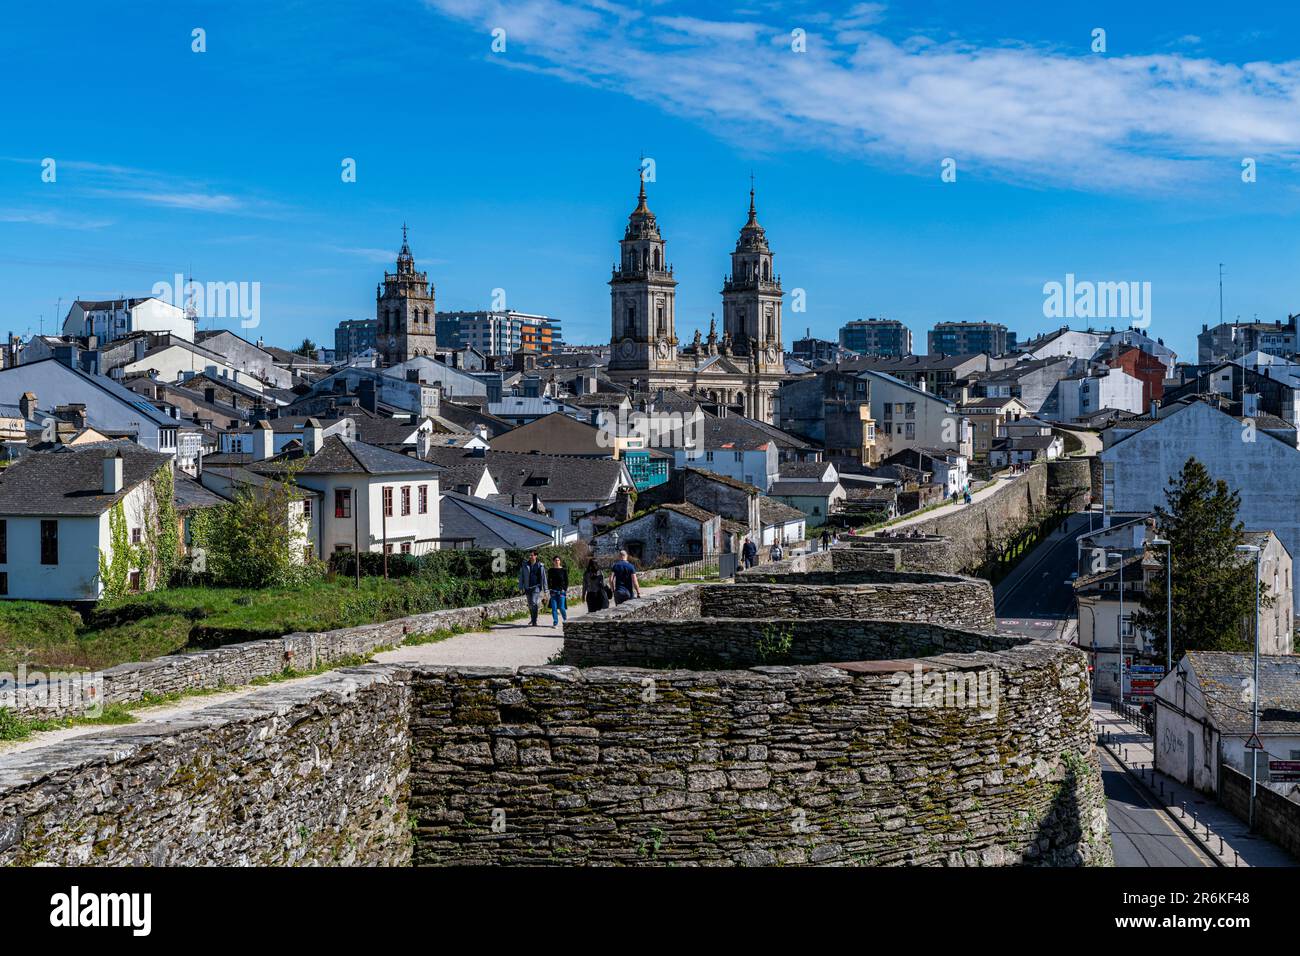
[
  {"x1": 548, "y1": 555, "x2": 569, "y2": 627},
  {"x1": 608, "y1": 549, "x2": 641, "y2": 604}
]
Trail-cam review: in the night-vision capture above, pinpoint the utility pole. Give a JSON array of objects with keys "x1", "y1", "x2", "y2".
[
  {"x1": 353, "y1": 489, "x2": 361, "y2": 587},
  {"x1": 1109, "y1": 551, "x2": 1124, "y2": 702}
]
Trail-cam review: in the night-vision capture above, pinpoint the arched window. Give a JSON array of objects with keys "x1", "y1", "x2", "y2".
[
  {"x1": 654, "y1": 248, "x2": 661, "y2": 270},
  {"x1": 762, "y1": 260, "x2": 770, "y2": 280}
]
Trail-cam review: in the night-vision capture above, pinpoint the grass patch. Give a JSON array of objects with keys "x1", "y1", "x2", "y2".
[{"x1": 0, "y1": 573, "x2": 529, "y2": 675}]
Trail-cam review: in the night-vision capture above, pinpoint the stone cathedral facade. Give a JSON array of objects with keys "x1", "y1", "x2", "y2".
[
  {"x1": 376, "y1": 226, "x2": 438, "y2": 366},
  {"x1": 606, "y1": 178, "x2": 786, "y2": 424}
]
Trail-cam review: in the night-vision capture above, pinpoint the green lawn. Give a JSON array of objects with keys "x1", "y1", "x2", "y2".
[{"x1": 0, "y1": 574, "x2": 522, "y2": 674}]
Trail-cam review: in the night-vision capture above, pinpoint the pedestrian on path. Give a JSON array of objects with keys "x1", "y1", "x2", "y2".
[
  {"x1": 742, "y1": 537, "x2": 758, "y2": 569},
  {"x1": 548, "y1": 556, "x2": 569, "y2": 627},
  {"x1": 820, "y1": 528, "x2": 831, "y2": 551},
  {"x1": 582, "y1": 558, "x2": 609, "y2": 613},
  {"x1": 517, "y1": 551, "x2": 548, "y2": 626},
  {"x1": 609, "y1": 549, "x2": 641, "y2": 604}
]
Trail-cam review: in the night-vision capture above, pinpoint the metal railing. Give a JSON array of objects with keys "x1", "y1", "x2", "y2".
[{"x1": 1111, "y1": 697, "x2": 1153, "y2": 738}]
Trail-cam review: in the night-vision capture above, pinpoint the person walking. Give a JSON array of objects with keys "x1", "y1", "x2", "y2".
[
  {"x1": 517, "y1": 550, "x2": 548, "y2": 626},
  {"x1": 548, "y1": 555, "x2": 569, "y2": 627},
  {"x1": 582, "y1": 558, "x2": 609, "y2": 613},
  {"x1": 741, "y1": 536, "x2": 758, "y2": 569},
  {"x1": 820, "y1": 528, "x2": 831, "y2": 552},
  {"x1": 609, "y1": 549, "x2": 641, "y2": 605},
  {"x1": 768, "y1": 541, "x2": 783, "y2": 563}
]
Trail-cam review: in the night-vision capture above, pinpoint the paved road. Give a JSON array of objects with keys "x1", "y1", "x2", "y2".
[
  {"x1": 1099, "y1": 747, "x2": 1216, "y2": 867},
  {"x1": 995, "y1": 511, "x2": 1092, "y2": 640}
]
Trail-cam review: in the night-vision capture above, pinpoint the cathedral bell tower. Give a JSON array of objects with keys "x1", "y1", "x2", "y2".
[
  {"x1": 721, "y1": 184, "x2": 783, "y2": 372},
  {"x1": 376, "y1": 224, "x2": 437, "y2": 366},
  {"x1": 609, "y1": 172, "x2": 678, "y2": 373}
]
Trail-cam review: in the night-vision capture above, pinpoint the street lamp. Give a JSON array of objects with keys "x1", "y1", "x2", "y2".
[
  {"x1": 1108, "y1": 551, "x2": 1124, "y2": 703},
  {"x1": 1236, "y1": 542, "x2": 1262, "y2": 831},
  {"x1": 1151, "y1": 536, "x2": 1172, "y2": 674}
]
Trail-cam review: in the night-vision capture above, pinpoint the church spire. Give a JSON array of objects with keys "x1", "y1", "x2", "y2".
[{"x1": 747, "y1": 172, "x2": 757, "y2": 225}]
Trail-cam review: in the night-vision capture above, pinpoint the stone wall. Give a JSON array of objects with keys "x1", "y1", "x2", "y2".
[
  {"x1": 696, "y1": 577, "x2": 996, "y2": 631},
  {"x1": 900, "y1": 465, "x2": 1048, "y2": 573},
  {"x1": 1046, "y1": 458, "x2": 1092, "y2": 511},
  {"x1": 408, "y1": 644, "x2": 1111, "y2": 866},
  {"x1": 0, "y1": 667, "x2": 412, "y2": 865},
  {"x1": 5, "y1": 585, "x2": 585, "y2": 719},
  {"x1": 1219, "y1": 765, "x2": 1300, "y2": 861},
  {"x1": 561, "y1": 614, "x2": 1014, "y2": 669}
]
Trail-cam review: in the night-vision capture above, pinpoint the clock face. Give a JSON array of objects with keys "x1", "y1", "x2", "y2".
[{"x1": 619, "y1": 338, "x2": 636, "y2": 359}]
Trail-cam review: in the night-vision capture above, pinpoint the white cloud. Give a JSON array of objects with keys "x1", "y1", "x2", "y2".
[{"x1": 423, "y1": 0, "x2": 1300, "y2": 191}]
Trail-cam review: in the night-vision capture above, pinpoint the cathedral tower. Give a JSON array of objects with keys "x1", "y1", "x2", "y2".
[
  {"x1": 609, "y1": 174, "x2": 678, "y2": 373},
  {"x1": 376, "y1": 225, "x2": 437, "y2": 366},
  {"x1": 721, "y1": 184, "x2": 783, "y2": 372}
]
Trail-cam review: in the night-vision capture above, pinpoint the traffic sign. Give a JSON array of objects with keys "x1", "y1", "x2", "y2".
[{"x1": 1245, "y1": 733, "x2": 1264, "y2": 750}]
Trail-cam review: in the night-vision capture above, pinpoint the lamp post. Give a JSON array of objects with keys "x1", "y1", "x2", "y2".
[
  {"x1": 1152, "y1": 536, "x2": 1172, "y2": 674},
  {"x1": 1108, "y1": 551, "x2": 1124, "y2": 703},
  {"x1": 1236, "y1": 542, "x2": 1262, "y2": 831}
]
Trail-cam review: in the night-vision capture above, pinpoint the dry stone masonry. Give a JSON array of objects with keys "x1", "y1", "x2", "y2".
[{"x1": 0, "y1": 522, "x2": 1113, "y2": 866}]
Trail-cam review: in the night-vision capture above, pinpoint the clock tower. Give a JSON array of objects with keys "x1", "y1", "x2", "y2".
[
  {"x1": 376, "y1": 225, "x2": 437, "y2": 366},
  {"x1": 609, "y1": 173, "x2": 678, "y2": 374}
]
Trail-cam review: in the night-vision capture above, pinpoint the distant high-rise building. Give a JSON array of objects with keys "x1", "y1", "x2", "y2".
[
  {"x1": 839, "y1": 318, "x2": 912, "y2": 357},
  {"x1": 1198, "y1": 316, "x2": 1297, "y2": 363},
  {"x1": 335, "y1": 318, "x2": 378, "y2": 359},
  {"x1": 928, "y1": 321, "x2": 1016, "y2": 356},
  {"x1": 436, "y1": 310, "x2": 559, "y2": 357}
]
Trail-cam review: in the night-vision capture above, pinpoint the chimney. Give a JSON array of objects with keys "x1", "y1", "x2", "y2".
[
  {"x1": 254, "y1": 420, "x2": 274, "y2": 461},
  {"x1": 473, "y1": 423, "x2": 488, "y2": 442},
  {"x1": 18, "y1": 392, "x2": 36, "y2": 420},
  {"x1": 103, "y1": 449, "x2": 123, "y2": 494},
  {"x1": 304, "y1": 417, "x2": 323, "y2": 455}
]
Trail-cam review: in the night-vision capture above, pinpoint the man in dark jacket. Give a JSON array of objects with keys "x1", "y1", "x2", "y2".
[
  {"x1": 741, "y1": 537, "x2": 758, "y2": 569},
  {"x1": 517, "y1": 551, "x2": 548, "y2": 626}
]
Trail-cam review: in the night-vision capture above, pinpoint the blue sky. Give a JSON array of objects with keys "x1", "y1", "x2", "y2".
[{"x1": 4, "y1": 1, "x2": 1300, "y2": 361}]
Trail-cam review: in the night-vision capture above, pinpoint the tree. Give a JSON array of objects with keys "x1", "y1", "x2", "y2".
[
  {"x1": 198, "y1": 468, "x2": 322, "y2": 588},
  {"x1": 294, "y1": 338, "x2": 318, "y2": 357},
  {"x1": 1132, "y1": 457, "x2": 1269, "y2": 659}
]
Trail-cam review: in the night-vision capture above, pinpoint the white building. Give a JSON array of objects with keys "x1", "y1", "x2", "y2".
[
  {"x1": 62, "y1": 297, "x2": 194, "y2": 344},
  {"x1": 1101, "y1": 399, "x2": 1300, "y2": 615},
  {"x1": 676, "y1": 416, "x2": 780, "y2": 492},
  {"x1": 858, "y1": 369, "x2": 973, "y2": 461},
  {"x1": 0, "y1": 359, "x2": 180, "y2": 455},
  {"x1": 0, "y1": 444, "x2": 173, "y2": 601},
  {"x1": 1154, "y1": 651, "x2": 1300, "y2": 794},
  {"x1": 1052, "y1": 368, "x2": 1145, "y2": 422}
]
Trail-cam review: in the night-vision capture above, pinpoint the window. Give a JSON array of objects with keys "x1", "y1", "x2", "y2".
[
  {"x1": 570, "y1": 509, "x2": 587, "y2": 519},
  {"x1": 0, "y1": 520, "x2": 6, "y2": 563},
  {"x1": 131, "y1": 528, "x2": 143, "y2": 544},
  {"x1": 40, "y1": 520, "x2": 58, "y2": 565},
  {"x1": 401, "y1": 542, "x2": 412, "y2": 555},
  {"x1": 0, "y1": 572, "x2": 7, "y2": 595},
  {"x1": 303, "y1": 498, "x2": 312, "y2": 519},
  {"x1": 333, "y1": 543, "x2": 352, "y2": 554},
  {"x1": 383, "y1": 486, "x2": 393, "y2": 517},
  {"x1": 384, "y1": 544, "x2": 394, "y2": 555},
  {"x1": 705, "y1": 451, "x2": 714, "y2": 462},
  {"x1": 734, "y1": 452, "x2": 744, "y2": 462},
  {"x1": 335, "y1": 489, "x2": 352, "y2": 519},
  {"x1": 418, "y1": 485, "x2": 428, "y2": 514},
  {"x1": 129, "y1": 570, "x2": 141, "y2": 591},
  {"x1": 401, "y1": 486, "x2": 411, "y2": 516}
]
